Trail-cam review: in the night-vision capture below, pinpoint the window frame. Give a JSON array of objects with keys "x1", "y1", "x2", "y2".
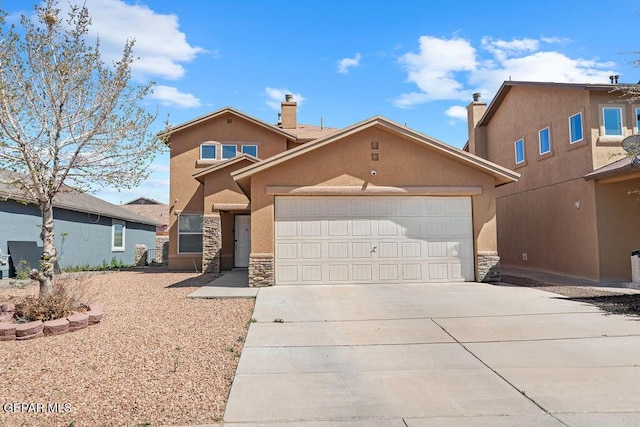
[
  {"x1": 241, "y1": 144, "x2": 258, "y2": 157},
  {"x1": 569, "y1": 112, "x2": 584, "y2": 144},
  {"x1": 538, "y1": 127, "x2": 551, "y2": 155},
  {"x1": 221, "y1": 144, "x2": 237, "y2": 160},
  {"x1": 112, "y1": 220, "x2": 126, "y2": 252},
  {"x1": 602, "y1": 107, "x2": 623, "y2": 137},
  {"x1": 514, "y1": 138, "x2": 525, "y2": 164},
  {"x1": 199, "y1": 143, "x2": 218, "y2": 160},
  {"x1": 177, "y1": 213, "x2": 203, "y2": 254},
  {"x1": 635, "y1": 107, "x2": 640, "y2": 134}
]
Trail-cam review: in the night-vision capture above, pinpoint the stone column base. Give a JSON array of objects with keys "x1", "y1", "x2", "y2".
[
  {"x1": 249, "y1": 253, "x2": 274, "y2": 287},
  {"x1": 477, "y1": 251, "x2": 501, "y2": 282},
  {"x1": 202, "y1": 214, "x2": 222, "y2": 273}
]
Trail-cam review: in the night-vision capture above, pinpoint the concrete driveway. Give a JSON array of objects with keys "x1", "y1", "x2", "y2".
[{"x1": 223, "y1": 282, "x2": 640, "y2": 426}]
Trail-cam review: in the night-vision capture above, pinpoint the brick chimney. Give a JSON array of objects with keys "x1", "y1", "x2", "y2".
[
  {"x1": 466, "y1": 93, "x2": 487, "y2": 157},
  {"x1": 281, "y1": 94, "x2": 297, "y2": 129}
]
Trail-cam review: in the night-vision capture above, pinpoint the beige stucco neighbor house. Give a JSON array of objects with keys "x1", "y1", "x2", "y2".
[
  {"x1": 467, "y1": 80, "x2": 640, "y2": 282},
  {"x1": 163, "y1": 96, "x2": 519, "y2": 286}
]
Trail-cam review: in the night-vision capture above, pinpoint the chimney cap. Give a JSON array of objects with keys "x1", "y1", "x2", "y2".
[
  {"x1": 285, "y1": 94, "x2": 294, "y2": 102},
  {"x1": 472, "y1": 93, "x2": 482, "y2": 102}
]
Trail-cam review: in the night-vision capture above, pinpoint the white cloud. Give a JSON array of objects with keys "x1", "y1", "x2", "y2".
[
  {"x1": 64, "y1": 0, "x2": 205, "y2": 81},
  {"x1": 264, "y1": 87, "x2": 306, "y2": 110},
  {"x1": 337, "y1": 53, "x2": 362, "y2": 74},
  {"x1": 395, "y1": 35, "x2": 616, "y2": 108},
  {"x1": 148, "y1": 85, "x2": 201, "y2": 108},
  {"x1": 395, "y1": 36, "x2": 477, "y2": 106},
  {"x1": 445, "y1": 106, "x2": 468, "y2": 120}
]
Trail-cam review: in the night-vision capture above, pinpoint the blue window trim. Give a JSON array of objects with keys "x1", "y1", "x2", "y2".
[
  {"x1": 569, "y1": 112, "x2": 583, "y2": 144},
  {"x1": 539, "y1": 127, "x2": 551, "y2": 155},
  {"x1": 514, "y1": 139, "x2": 525, "y2": 164},
  {"x1": 603, "y1": 107, "x2": 623, "y2": 136}
]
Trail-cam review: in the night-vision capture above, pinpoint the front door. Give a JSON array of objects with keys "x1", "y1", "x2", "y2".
[{"x1": 234, "y1": 215, "x2": 251, "y2": 268}]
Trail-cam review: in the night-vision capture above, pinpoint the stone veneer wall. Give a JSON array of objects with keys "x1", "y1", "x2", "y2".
[
  {"x1": 156, "y1": 236, "x2": 169, "y2": 265},
  {"x1": 249, "y1": 253, "x2": 274, "y2": 287},
  {"x1": 202, "y1": 213, "x2": 222, "y2": 273},
  {"x1": 477, "y1": 251, "x2": 501, "y2": 282}
]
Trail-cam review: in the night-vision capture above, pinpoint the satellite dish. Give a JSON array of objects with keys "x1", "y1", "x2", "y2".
[{"x1": 622, "y1": 134, "x2": 640, "y2": 153}]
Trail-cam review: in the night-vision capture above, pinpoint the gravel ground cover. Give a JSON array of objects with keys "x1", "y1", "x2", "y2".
[
  {"x1": 501, "y1": 274, "x2": 640, "y2": 316},
  {"x1": 0, "y1": 269, "x2": 255, "y2": 427}
]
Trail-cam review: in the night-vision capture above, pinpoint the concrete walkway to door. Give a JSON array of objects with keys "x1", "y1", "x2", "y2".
[{"x1": 223, "y1": 282, "x2": 640, "y2": 426}]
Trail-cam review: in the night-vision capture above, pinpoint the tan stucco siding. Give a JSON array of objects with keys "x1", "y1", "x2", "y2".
[
  {"x1": 588, "y1": 91, "x2": 631, "y2": 170},
  {"x1": 202, "y1": 160, "x2": 253, "y2": 212},
  {"x1": 595, "y1": 178, "x2": 640, "y2": 281},
  {"x1": 248, "y1": 126, "x2": 499, "y2": 257},
  {"x1": 496, "y1": 178, "x2": 599, "y2": 280},
  {"x1": 168, "y1": 112, "x2": 288, "y2": 270}
]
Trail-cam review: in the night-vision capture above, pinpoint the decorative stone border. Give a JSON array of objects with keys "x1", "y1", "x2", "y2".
[{"x1": 0, "y1": 303, "x2": 103, "y2": 341}]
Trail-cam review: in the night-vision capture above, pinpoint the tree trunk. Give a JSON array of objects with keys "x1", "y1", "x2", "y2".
[{"x1": 36, "y1": 199, "x2": 57, "y2": 297}]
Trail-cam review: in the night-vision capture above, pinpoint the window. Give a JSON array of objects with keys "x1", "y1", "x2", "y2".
[
  {"x1": 112, "y1": 220, "x2": 125, "y2": 251},
  {"x1": 241, "y1": 145, "x2": 258, "y2": 157},
  {"x1": 603, "y1": 107, "x2": 623, "y2": 136},
  {"x1": 539, "y1": 127, "x2": 551, "y2": 155},
  {"x1": 636, "y1": 107, "x2": 640, "y2": 133},
  {"x1": 514, "y1": 139, "x2": 525, "y2": 164},
  {"x1": 221, "y1": 144, "x2": 237, "y2": 159},
  {"x1": 569, "y1": 112, "x2": 583, "y2": 144},
  {"x1": 178, "y1": 214, "x2": 203, "y2": 253},
  {"x1": 200, "y1": 143, "x2": 217, "y2": 160}
]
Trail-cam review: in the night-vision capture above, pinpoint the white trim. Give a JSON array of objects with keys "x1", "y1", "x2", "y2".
[
  {"x1": 241, "y1": 144, "x2": 258, "y2": 158},
  {"x1": 514, "y1": 139, "x2": 525, "y2": 164},
  {"x1": 221, "y1": 144, "x2": 238, "y2": 159},
  {"x1": 266, "y1": 185, "x2": 483, "y2": 196},
  {"x1": 569, "y1": 112, "x2": 584, "y2": 144},
  {"x1": 602, "y1": 106, "x2": 624, "y2": 137},
  {"x1": 111, "y1": 219, "x2": 126, "y2": 252},
  {"x1": 538, "y1": 127, "x2": 551, "y2": 155},
  {"x1": 199, "y1": 142, "x2": 218, "y2": 160}
]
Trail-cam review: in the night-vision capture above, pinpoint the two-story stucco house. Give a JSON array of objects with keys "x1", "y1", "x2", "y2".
[
  {"x1": 467, "y1": 80, "x2": 640, "y2": 282},
  {"x1": 164, "y1": 96, "x2": 519, "y2": 286}
]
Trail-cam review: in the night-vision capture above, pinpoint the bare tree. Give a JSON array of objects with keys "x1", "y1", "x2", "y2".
[{"x1": 0, "y1": 0, "x2": 162, "y2": 296}]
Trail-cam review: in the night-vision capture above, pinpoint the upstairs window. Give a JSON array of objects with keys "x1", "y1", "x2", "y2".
[
  {"x1": 569, "y1": 112, "x2": 583, "y2": 144},
  {"x1": 636, "y1": 107, "x2": 640, "y2": 133},
  {"x1": 514, "y1": 139, "x2": 525, "y2": 164},
  {"x1": 603, "y1": 107, "x2": 623, "y2": 136},
  {"x1": 178, "y1": 214, "x2": 203, "y2": 253},
  {"x1": 539, "y1": 127, "x2": 551, "y2": 155},
  {"x1": 241, "y1": 145, "x2": 258, "y2": 157},
  {"x1": 200, "y1": 143, "x2": 217, "y2": 160},
  {"x1": 221, "y1": 144, "x2": 237, "y2": 159}
]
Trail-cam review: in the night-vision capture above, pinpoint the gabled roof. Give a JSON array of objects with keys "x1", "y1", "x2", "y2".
[
  {"x1": 232, "y1": 115, "x2": 520, "y2": 186},
  {"x1": 123, "y1": 197, "x2": 163, "y2": 205},
  {"x1": 157, "y1": 107, "x2": 297, "y2": 141},
  {"x1": 193, "y1": 154, "x2": 260, "y2": 183},
  {"x1": 478, "y1": 81, "x2": 627, "y2": 127},
  {"x1": 0, "y1": 170, "x2": 159, "y2": 226}
]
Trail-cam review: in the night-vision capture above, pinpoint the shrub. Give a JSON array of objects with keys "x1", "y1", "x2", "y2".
[
  {"x1": 14, "y1": 275, "x2": 93, "y2": 322},
  {"x1": 15, "y1": 259, "x2": 31, "y2": 280}
]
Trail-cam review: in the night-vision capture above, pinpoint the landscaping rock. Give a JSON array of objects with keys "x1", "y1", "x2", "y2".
[
  {"x1": 86, "y1": 309, "x2": 103, "y2": 324},
  {"x1": 0, "y1": 322, "x2": 16, "y2": 339},
  {"x1": 44, "y1": 318, "x2": 69, "y2": 335},
  {"x1": 67, "y1": 312, "x2": 89, "y2": 332},
  {"x1": 15, "y1": 320, "x2": 44, "y2": 338},
  {"x1": 1, "y1": 302, "x2": 14, "y2": 312},
  {"x1": 87, "y1": 303, "x2": 104, "y2": 312},
  {"x1": 0, "y1": 312, "x2": 12, "y2": 322},
  {"x1": 16, "y1": 331, "x2": 44, "y2": 340}
]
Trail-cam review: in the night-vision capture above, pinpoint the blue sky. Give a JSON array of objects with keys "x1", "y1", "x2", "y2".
[{"x1": 4, "y1": 0, "x2": 640, "y2": 204}]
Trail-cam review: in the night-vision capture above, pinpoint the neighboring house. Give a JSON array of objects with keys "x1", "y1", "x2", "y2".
[
  {"x1": 163, "y1": 96, "x2": 519, "y2": 286},
  {"x1": 0, "y1": 170, "x2": 157, "y2": 277},
  {"x1": 466, "y1": 80, "x2": 640, "y2": 282},
  {"x1": 120, "y1": 197, "x2": 169, "y2": 235}
]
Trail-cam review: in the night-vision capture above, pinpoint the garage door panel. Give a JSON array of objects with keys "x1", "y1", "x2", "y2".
[{"x1": 275, "y1": 196, "x2": 474, "y2": 285}]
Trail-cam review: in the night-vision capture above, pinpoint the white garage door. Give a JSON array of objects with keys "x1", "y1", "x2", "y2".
[{"x1": 274, "y1": 196, "x2": 474, "y2": 284}]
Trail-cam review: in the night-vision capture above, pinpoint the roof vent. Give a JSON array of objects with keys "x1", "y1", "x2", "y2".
[
  {"x1": 609, "y1": 75, "x2": 620, "y2": 84},
  {"x1": 285, "y1": 94, "x2": 294, "y2": 102}
]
